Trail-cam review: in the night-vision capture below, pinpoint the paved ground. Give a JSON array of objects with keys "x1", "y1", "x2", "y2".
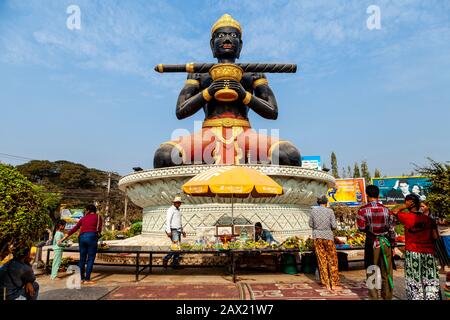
[
  {"x1": 36, "y1": 264, "x2": 448, "y2": 300},
  {"x1": 36, "y1": 248, "x2": 447, "y2": 300}
]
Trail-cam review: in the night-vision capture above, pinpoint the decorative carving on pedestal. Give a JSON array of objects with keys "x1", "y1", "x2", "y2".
[{"x1": 119, "y1": 165, "x2": 334, "y2": 242}]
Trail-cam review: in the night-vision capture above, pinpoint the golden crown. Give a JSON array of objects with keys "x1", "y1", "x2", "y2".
[{"x1": 211, "y1": 14, "x2": 242, "y2": 36}]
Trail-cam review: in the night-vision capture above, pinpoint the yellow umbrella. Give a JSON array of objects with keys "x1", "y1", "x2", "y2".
[{"x1": 182, "y1": 166, "x2": 283, "y2": 225}]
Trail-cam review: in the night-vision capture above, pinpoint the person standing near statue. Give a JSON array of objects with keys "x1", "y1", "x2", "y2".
[
  {"x1": 60, "y1": 204, "x2": 102, "y2": 284},
  {"x1": 308, "y1": 196, "x2": 342, "y2": 291},
  {"x1": 163, "y1": 197, "x2": 186, "y2": 269},
  {"x1": 50, "y1": 220, "x2": 69, "y2": 280},
  {"x1": 357, "y1": 185, "x2": 395, "y2": 300}
]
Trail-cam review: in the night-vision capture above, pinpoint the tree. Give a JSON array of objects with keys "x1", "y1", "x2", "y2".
[
  {"x1": 347, "y1": 166, "x2": 352, "y2": 178},
  {"x1": 341, "y1": 167, "x2": 346, "y2": 178},
  {"x1": 331, "y1": 152, "x2": 340, "y2": 178},
  {"x1": 16, "y1": 160, "x2": 142, "y2": 229},
  {"x1": 415, "y1": 158, "x2": 450, "y2": 221},
  {"x1": 374, "y1": 168, "x2": 382, "y2": 178},
  {"x1": 353, "y1": 162, "x2": 361, "y2": 178},
  {"x1": 0, "y1": 164, "x2": 51, "y2": 260},
  {"x1": 361, "y1": 160, "x2": 371, "y2": 183}
]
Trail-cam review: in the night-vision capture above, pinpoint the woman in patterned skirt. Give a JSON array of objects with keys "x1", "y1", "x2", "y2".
[
  {"x1": 393, "y1": 194, "x2": 441, "y2": 300},
  {"x1": 308, "y1": 196, "x2": 342, "y2": 291}
]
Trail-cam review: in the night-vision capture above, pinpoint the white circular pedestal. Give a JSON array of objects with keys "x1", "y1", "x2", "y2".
[{"x1": 119, "y1": 164, "x2": 335, "y2": 242}]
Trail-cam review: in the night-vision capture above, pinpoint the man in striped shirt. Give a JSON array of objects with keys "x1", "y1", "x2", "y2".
[{"x1": 357, "y1": 185, "x2": 395, "y2": 300}]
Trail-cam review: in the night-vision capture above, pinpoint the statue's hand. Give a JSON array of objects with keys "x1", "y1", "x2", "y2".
[
  {"x1": 227, "y1": 80, "x2": 247, "y2": 100},
  {"x1": 207, "y1": 80, "x2": 228, "y2": 97}
]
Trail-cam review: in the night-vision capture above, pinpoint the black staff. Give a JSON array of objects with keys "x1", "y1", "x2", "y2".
[{"x1": 155, "y1": 63, "x2": 297, "y2": 74}]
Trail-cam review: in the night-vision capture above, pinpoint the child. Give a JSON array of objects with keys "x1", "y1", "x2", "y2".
[{"x1": 50, "y1": 220, "x2": 68, "y2": 280}]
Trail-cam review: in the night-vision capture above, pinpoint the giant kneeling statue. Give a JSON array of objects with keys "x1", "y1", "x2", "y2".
[
  {"x1": 154, "y1": 14, "x2": 301, "y2": 168},
  {"x1": 118, "y1": 14, "x2": 334, "y2": 245}
]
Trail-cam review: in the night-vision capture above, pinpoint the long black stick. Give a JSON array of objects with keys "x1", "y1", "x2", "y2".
[{"x1": 155, "y1": 63, "x2": 297, "y2": 73}]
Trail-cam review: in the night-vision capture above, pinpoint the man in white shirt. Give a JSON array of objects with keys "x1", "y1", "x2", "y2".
[{"x1": 163, "y1": 197, "x2": 186, "y2": 269}]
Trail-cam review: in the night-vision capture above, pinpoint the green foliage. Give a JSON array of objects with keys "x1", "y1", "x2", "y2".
[
  {"x1": 331, "y1": 152, "x2": 340, "y2": 178},
  {"x1": 129, "y1": 221, "x2": 142, "y2": 236},
  {"x1": 374, "y1": 168, "x2": 382, "y2": 178},
  {"x1": 353, "y1": 162, "x2": 361, "y2": 178},
  {"x1": 415, "y1": 158, "x2": 450, "y2": 221},
  {"x1": 16, "y1": 160, "x2": 142, "y2": 229},
  {"x1": 361, "y1": 161, "x2": 371, "y2": 183},
  {"x1": 0, "y1": 164, "x2": 51, "y2": 259}
]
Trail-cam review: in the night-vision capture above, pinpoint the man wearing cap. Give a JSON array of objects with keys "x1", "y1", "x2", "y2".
[{"x1": 163, "y1": 197, "x2": 186, "y2": 269}]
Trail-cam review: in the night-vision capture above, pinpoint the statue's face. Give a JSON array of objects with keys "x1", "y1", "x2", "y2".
[{"x1": 211, "y1": 26, "x2": 242, "y2": 59}]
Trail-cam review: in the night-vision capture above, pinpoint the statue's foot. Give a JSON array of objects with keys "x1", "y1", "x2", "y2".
[
  {"x1": 153, "y1": 144, "x2": 183, "y2": 168},
  {"x1": 270, "y1": 141, "x2": 301, "y2": 166}
]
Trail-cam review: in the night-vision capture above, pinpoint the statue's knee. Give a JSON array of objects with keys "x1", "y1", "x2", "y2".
[
  {"x1": 153, "y1": 144, "x2": 183, "y2": 168},
  {"x1": 271, "y1": 142, "x2": 301, "y2": 166}
]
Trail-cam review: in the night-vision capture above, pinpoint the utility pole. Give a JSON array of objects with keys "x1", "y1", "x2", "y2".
[
  {"x1": 105, "y1": 172, "x2": 111, "y2": 230},
  {"x1": 124, "y1": 188, "x2": 128, "y2": 229}
]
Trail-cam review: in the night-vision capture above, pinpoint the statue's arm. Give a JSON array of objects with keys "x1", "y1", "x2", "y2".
[
  {"x1": 176, "y1": 75, "x2": 227, "y2": 120},
  {"x1": 176, "y1": 74, "x2": 204, "y2": 120},
  {"x1": 228, "y1": 74, "x2": 278, "y2": 120}
]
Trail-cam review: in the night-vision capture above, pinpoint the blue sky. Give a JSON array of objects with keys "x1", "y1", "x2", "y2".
[{"x1": 0, "y1": 0, "x2": 449, "y2": 176}]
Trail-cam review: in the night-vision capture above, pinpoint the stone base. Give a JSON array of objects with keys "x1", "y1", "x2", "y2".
[
  {"x1": 119, "y1": 164, "x2": 335, "y2": 242},
  {"x1": 142, "y1": 203, "x2": 314, "y2": 242}
]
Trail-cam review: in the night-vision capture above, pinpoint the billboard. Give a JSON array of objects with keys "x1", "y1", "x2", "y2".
[
  {"x1": 371, "y1": 176, "x2": 431, "y2": 206},
  {"x1": 60, "y1": 208, "x2": 84, "y2": 230},
  {"x1": 301, "y1": 156, "x2": 321, "y2": 170},
  {"x1": 327, "y1": 178, "x2": 367, "y2": 206}
]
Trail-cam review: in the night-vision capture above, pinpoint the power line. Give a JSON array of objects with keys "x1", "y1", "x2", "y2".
[{"x1": 0, "y1": 152, "x2": 35, "y2": 161}]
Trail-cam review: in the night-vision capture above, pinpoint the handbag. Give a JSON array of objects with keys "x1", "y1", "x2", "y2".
[{"x1": 96, "y1": 214, "x2": 103, "y2": 239}]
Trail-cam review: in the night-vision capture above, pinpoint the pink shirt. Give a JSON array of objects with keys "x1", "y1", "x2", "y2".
[{"x1": 67, "y1": 213, "x2": 102, "y2": 237}]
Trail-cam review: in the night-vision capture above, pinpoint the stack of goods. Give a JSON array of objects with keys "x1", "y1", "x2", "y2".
[
  {"x1": 333, "y1": 230, "x2": 366, "y2": 248},
  {"x1": 279, "y1": 236, "x2": 314, "y2": 251}
]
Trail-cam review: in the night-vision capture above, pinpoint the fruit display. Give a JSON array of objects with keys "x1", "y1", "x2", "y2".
[
  {"x1": 180, "y1": 242, "x2": 193, "y2": 250},
  {"x1": 333, "y1": 229, "x2": 365, "y2": 248}
]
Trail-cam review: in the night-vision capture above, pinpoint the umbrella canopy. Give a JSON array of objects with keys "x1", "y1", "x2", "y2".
[{"x1": 182, "y1": 166, "x2": 283, "y2": 198}]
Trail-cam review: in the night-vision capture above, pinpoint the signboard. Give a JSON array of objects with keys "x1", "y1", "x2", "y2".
[
  {"x1": 327, "y1": 178, "x2": 367, "y2": 206},
  {"x1": 195, "y1": 227, "x2": 217, "y2": 244},
  {"x1": 60, "y1": 208, "x2": 84, "y2": 230},
  {"x1": 371, "y1": 176, "x2": 431, "y2": 206},
  {"x1": 301, "y1": 156, "x2": 321, "y2": 170}
]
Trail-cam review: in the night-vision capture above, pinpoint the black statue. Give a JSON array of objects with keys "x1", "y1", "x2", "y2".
[{"x1": 154, "y1": 14, "x2": 301, "y2": 168}]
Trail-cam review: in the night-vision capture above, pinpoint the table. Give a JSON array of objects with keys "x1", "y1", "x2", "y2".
[
  {"x1": 45, "y1": 244, "x2": 405, "y2": 283},
  {"x1": 45, "y1": 246, "x2": 301, "y2": 283}
]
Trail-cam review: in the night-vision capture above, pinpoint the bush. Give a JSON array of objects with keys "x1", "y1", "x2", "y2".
[
  {"x1": 0, "y1": 164, "x2": 51, "y2": 259},
  {"x1": 129, "y1": 221, "x2": 142, "y2": 237}
]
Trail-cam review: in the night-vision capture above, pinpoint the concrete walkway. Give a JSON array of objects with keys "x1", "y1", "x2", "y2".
[{"x1": 37, "y1": 265, "x2": 445, "y2": 300}]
